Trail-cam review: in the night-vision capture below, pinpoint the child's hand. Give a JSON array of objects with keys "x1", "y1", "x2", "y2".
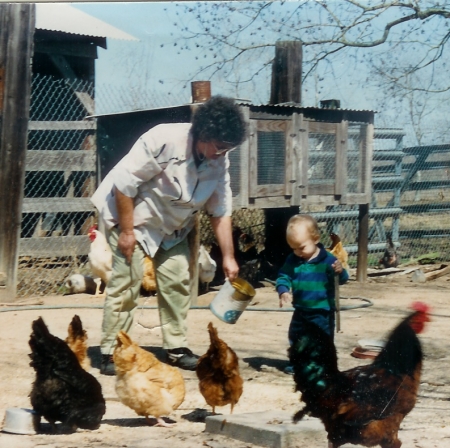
[
  {"x1": 279, "y1": 292, "x2": 292, "y2": 308},
  {"x1": 332, "y1": 260, "x2": 343, "y2": 274}
]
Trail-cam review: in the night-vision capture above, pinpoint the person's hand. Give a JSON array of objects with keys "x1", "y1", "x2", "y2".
[
  {"x1": 279, "y1": 292, "x2": 292, "y2": 308},
  {"x1": 332, "y1": 260, "x2": 343, "y2": 274},
  {"x1": 222, "y1": 256, "x2": 239, "y2": 282},
  {"x1": 118, "y1": 229, "x2": 136, "y2": 263}
]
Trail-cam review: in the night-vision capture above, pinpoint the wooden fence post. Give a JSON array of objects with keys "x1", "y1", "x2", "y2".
[
  {"x1": 0, "y1": 4, "x2": 35, "y2": 301},
  {"x1": 270, "y1": 41, "x2": 302, "y2": 105},
  {"x1": 356, "y1": 203, "x2": 369, "y2": 282}
]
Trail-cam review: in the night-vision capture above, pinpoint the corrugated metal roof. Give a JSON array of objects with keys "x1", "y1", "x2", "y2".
[
  {"x1": 242, "y1": 101, "x2": 374, "y2": 113},
  {"x1": 36, "y1": 4, "x2": 138, "y2": 41},
  {"x1": 88, "y1": 102, "x2": 375, "y2": 120}
]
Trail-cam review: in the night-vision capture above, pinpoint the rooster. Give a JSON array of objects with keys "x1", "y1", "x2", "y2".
[
  {"x1": 29, "y1": 317, "x2": 105, "y2": 432},
  {"x1": 196, "y1": 322, "x2": 243, "y2": 414},
  {"x1": 328, "y1": 232, "x2": 349, "y2": 271},
  {"x1": 113, "y1": 330, "x2": 185, "y2": 427},
  {"x1": 88, "y1": 225, "x2": 112, "y2": 297},
  {"x1": 65, "y1": 315, "x2": 90, "y2": 371},
  {"x1": 289, "y1": 301, "x2": 430, "y2": 448},
  {"x1": 379, "y1": 236, "x2": 400, "y2": 268}
]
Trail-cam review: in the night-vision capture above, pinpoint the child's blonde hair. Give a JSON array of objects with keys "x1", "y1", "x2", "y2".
[{"x1": 286, "y1": 214, "x2": 321, "y2": 241}]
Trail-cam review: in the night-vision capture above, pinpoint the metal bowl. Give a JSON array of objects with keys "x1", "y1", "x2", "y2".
[{"x1": 2, "y1": 408, "x2": 40, "y2": 435}]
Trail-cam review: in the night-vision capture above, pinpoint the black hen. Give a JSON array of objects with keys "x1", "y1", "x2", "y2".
[
  {"x1": 289, "y1": 303, "x2": 429, "y2": 448},
  {"x1": 379, "y1": 236, "x2": 400, "y2": 268},
  {"x1": 29, "y1": 317, "x2": 105, "y2": 432}
]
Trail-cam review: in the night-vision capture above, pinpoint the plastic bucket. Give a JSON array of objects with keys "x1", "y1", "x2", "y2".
[
  {"x1": 2, "y1": 408, "x2": 40, "y2": 435},
  {"x1": 210, "y1": 277, "x2": 256, "y2": 324}
]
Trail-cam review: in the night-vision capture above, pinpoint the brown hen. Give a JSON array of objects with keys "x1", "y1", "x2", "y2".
[
  {"x1": 113, "y1": 330, "x2": 185, "y2": 427},
  {"x1": 65, "y1": 314, "x2": 90, "y2": 371},
  {"x1": 328, "y1": 232, "x2": 349, "y2": 271},
  {"x1": 196, "y1": 322, "x2": 243, "y2": 414}
]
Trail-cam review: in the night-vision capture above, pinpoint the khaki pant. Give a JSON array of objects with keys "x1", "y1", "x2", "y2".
[{"x1": 101, "y1": 227, "x2": 191, "y2": 355}]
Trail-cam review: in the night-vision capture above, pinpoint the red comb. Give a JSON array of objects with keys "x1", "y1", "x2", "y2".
[{"x1": 410, "y1": 301, "x2": 430, "y2": 313}]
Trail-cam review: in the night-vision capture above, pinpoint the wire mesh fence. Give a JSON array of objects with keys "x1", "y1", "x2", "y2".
[
  {"x1": 18, "y1": 74, "x2": 97, "y2": 297},
  {"x1": 16, "y1": 78, "x2": 450, "y2": 297},
  {"x1": 305, "y1": 129, "x2": 450, "y2": 268}
]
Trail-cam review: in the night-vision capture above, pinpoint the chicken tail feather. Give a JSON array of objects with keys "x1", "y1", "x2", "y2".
[
  {"x1": 289, "y1": 316, "x2": 339, "y2": 397},
  {"x1": 67, "y1": 315, "x2": 85, "y2": 340},
  {"x1": 207, "y1": 322, "x2": 221, "y2": 348}
]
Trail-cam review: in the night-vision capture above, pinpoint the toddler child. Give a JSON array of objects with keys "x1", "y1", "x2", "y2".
[{"x1": 276, "y1": 214, "x2": 349, "y2": 373}]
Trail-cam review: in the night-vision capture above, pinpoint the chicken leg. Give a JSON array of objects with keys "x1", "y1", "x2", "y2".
[
  {"x1": 145, "y1": 416, "x2": 176, "y2": 428},
  {"x1": 93, "y1": 278, "x2": 105, "y2": 298}
]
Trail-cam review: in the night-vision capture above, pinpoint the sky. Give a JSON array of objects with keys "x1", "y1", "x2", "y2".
[
  {"x1": 75, "y1": 2, "x2": 377, "y2": 114},
  {"x1": 71, "y1": 1, "x2": 450, "y2": 145}
]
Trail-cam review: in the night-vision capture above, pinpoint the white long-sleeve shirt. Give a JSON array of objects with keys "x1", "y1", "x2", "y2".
[{"x1": 91, "y1": 123, "x2": 232, "y2": 257}]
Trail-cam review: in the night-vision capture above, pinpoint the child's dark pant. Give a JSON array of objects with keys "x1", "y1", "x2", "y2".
[{"x1": 288, "y1": 308, "x2": 335, "y2": 344}]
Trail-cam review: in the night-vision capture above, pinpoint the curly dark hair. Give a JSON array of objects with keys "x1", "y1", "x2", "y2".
[{"x1": 191, "y1": 96, "x2": 247, "y2": 147}]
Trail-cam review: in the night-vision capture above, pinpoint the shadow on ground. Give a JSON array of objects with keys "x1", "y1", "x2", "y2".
[
  {"x1": 243, "y1": 356, "x2": 289, "y2": 372},
  {"x1": 88, "y1": 345, "x2": 167, "y2": 369},
  {"x1": 102, "y1": 416, "x2": 176, "y2": 427}
]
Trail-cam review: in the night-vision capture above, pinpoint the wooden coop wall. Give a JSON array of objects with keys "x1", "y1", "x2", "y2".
[{"x1": 231, "y1": 108, "x2": 373, "y2": 210}]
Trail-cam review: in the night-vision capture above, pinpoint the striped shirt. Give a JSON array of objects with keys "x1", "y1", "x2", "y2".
[{"x1": 276, "y1": 244, "x2": 349, "y2": 311}]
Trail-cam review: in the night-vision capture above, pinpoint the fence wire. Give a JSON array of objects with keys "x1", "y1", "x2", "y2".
[
  {"x1": 16, "y1": 79, "x2": 450, "y2": 297},
  {"x1": 18, "y1": 74, "x2": 97, "y2": 297}
]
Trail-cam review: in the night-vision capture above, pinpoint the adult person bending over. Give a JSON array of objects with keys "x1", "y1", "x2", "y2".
[{"x1": 91, "y1": 96, "x2": 248, "y2": 375}]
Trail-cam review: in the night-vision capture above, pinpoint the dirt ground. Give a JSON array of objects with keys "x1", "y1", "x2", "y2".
[{"x1": 0, "y1": 269, "x2": 449, "y2": 448}]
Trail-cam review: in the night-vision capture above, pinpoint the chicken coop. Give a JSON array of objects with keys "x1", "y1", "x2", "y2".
[
  {"x1": 0, "y1": 4, "x2": 137, "y2": 299},
  {"x1": 96, "y1": 103, "x2": 373, "y2": 207}
]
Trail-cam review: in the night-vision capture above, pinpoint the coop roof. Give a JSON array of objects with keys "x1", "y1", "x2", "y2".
[
  {"x1": 89, "y1": 101, "x2": 374, "y2": 124},
  {"x1": 36, "y1": 3, "x2": 138, "y2": 41}
]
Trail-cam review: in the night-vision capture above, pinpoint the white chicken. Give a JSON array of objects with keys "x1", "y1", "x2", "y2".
[
  {"x1": 198, "y1": 245, "x2": 216, "y2": 292},
  {"x1": 88, "y1": 225, "x2": 113, "y2": 297}
]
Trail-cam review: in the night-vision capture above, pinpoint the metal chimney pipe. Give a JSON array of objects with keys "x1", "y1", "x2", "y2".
[{"x1": 191, "y1": 81, "x2": 211, "y2": 103}]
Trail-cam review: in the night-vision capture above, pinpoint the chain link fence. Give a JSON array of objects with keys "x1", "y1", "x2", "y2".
[
  {"x1": 18, "y1": 74, "x2": 97, "y2": 297},
  {"x1": 16, "y1": 79, "x2": 450, "y2": 296},
  {"x1": 304, "y1": 129, "x2": 450, "y2": 268}
]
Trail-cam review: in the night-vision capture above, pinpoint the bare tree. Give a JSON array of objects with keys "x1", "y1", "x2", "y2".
[{"x1": 173, "y1": 1, "x2": 450, "y2": 99}]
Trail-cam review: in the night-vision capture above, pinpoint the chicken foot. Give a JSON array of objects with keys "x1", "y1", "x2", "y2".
[
  {"x1": 145, "y1": 416, "x2": 177, "y2": 428},
  {"x1": 292, "y1": 407, "x2": 308, "y2": 423}
]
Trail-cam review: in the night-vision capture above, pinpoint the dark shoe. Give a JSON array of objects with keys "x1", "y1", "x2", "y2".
[
  {"x1": 100, "y1": 354, "x2": 115, "y2": 376},
  {"x1": 284, "y1": 364, "x2": 294, "y2": 375},
  {"x1": 166, "y1": 348, "x2": 199, "y2": 371}
]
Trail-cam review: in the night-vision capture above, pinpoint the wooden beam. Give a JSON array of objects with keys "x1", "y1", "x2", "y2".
[
  {"x1": 34, "y1": 40, "x2": 98, "y2": 59},
  {"x1": 19, "y1": 235, "x2": 91, "y2": 257},
  {"x1": 248, "y1": 120, "x2": 258, "y2": 198},
  {"x1": 25, "y1": 150, "x2": 96, "y2": 171},
  {"x1": 28, "y1": 121, "x2": 96, "y2": 131},
  {"x1": 237, "y1": 106, "x2": 250, "y2": 208},
  {"x1": 0, "y1": 3, "x2": 35, "y2": 301},
  {"x1": 425, "y1": 264, "x2": 450, "y2": 281},
  {"x1": 22, "y1": 198, "x2": 95, "y2": 213},
  {"x1": 356, "y1": 203, "x2": 369, "y2": 282},
  {"x1": 270, "y1": 41, "x2": 302, "y2": 104},
  {"x1": 335, "y1": 120, "x2": 348, "y2": 202}
]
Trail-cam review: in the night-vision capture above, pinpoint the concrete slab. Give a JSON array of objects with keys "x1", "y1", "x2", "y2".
[{"x1": 205, "y1": 410, "x2": 324, "y2": 448}]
